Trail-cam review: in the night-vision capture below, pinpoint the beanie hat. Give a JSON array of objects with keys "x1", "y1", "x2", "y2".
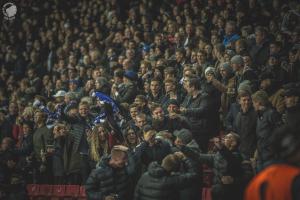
[
  {"x1": 230, "y1": 55, "x2": 244, "y2": 65},
  {"x1": 220, "y1": 62, "x2": 233, "y2": 74},
  {"x1": 238, "y1": 80, "x2": 252, "y2": 94},
  {"x1": 124, "y1": 70, "x2": 138, "y2": 81},
  {"x1": 252, "y1": 90, "x2": 269, "y2": 105},
  {"x1": 174, "y1": 129, "x2": 193, "y2": 144},
  {"x1": 167, "y1": 99, "x2": 180, "y2": 107},
  {"x1": 205, "y1": 66, "x2": 216, "y2": 76},
  {"x1": 161, "y1": 154, "x2": 181, "y2": 172}
]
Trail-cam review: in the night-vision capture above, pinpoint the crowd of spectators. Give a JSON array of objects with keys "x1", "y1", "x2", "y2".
[{"x1": 0, "y1": 0, "x2": 300, "y2": 199}]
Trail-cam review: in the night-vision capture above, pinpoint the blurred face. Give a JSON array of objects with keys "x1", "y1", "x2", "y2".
[
  {"x1": 167, "y1": 104, "x2": 179, "y2": 114},
  {"x1": 1, "y1": 138, "x2": 11, "y2": 151},
  {"x1": 268, "y1": 57, "x2": 278, "y2": 66},
  {"x1": 79, "y1": 104, "x2": 89, "y2": 118},
  {"x1": 9, "y1": 103, "x2": 18, "y2": 115},
  {"x1": 165, "y1": 82, "x2": 175, "y2": 93},
  {"x1": 152, "y1": 107, "x2": 164, "y2": 121},
  {"x1": 260, "y1": 79, "x2": 271, "y2": 90},
  {"x1": 252, "y1": 100, "x2": 261, "y2": 111},
  {"x1": 126, "y1": 129, "x2": 137, "y2": 144},
  {"x1": 239, "y1": 96, "x2": 252, "y2": 112},
  {"x1": 22, "y1": 124, "x2": 32, "y2": 135},
  {"x1": 98, "y1": 127, "x2": 107, "y2": 142},
  {"x1": 150, "y1": 81, "x2": 160, "y2": 94},
  {"x1": 174, "y1": 137, "x2": 184, "y2": 147},
  {"x1": 175, "y1": 51, "x2": 183, "y2": 62},
  {"x1": 136, "y1": 116, "x2": 146, "y2": 128},
  {"x1": 284, "y1": 96, "x2": 298, "y2": 108},
  {"x1": 109, "y1": 151, "x2": 127, "y2": 168},
  {"x1": 130, "y1": 107, "x2": 138, "y2": 120},
  {"x1": 224, "y1": 133, "x2": 237, "y2": 149},
  {"x1": 255, "y1": 30, "x2": 264, "y2": 45},
  {"x1": 34, "y1": 112, "x2": 44, "y2": 124},
  {"x1": 225, "y1": 23, "x2": 235, "y2": 35},
  {"x1": 219, "y1": 67, "x2": 228, "y2": 78}
]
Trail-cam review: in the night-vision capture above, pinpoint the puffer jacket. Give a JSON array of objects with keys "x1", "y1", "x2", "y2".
[
  {"x1": 85, "y1": 153, "x2": 136, "y2": 200},
  {"x1": 134, "y1": 158, "x2": 197, "y2": 200},
  {"x1": 256, "y1": 106, "x2": 282, "y2": 168}
]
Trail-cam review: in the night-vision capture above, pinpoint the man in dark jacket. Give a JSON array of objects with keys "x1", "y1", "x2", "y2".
[
  {"x1": 182, "y1": 133, "x2": 244, "y2": 200},
  {"x1": 282, "y1": 83, "x2": 300, "y2": 128},
  {"x1": 136, "y1": 130, "x2": 172, "y2": 168},
  {"x1": 85, "y1": 145, "x2": 135, "y2": 200},
  {"x1": 151, "y1": 103, "x2": 190, "y2": 133},
  {"x1": 233, "y1": 90, "x2": 257, "y2": 160},
  {"x1": 252, "y1": 90, "x2": 282, "y2": 171},
  {"x1": 115, "y1": 70, "x2": 138, "y2": 104},
  {"x1": 180, "y1": 78, "x2": 217, "y2": 151},
  {"x1": 249, "y1": 26, "x2": 270, "y2": 68},
  {"x1": 173, "y1": 129, "x2": 202, "y2": 200},
  {"x1": 134, "y1": 152, "x2": 197, "y2": 200}
]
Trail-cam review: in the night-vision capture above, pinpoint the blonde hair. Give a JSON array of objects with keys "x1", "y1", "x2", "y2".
[{"x1": 89, "y1": 124, "x2": 110, "y2": 162}]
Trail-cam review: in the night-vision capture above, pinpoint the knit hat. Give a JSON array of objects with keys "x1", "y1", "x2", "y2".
[
  {"x1": 53, "y1": 90, "x2": 66, "y2": 98},
  {"x1": 174, "y1": 129, "x2": 193, "y2": 144},
  {"x1": 220, "y1": 62, "x2": 233, "y2": 74},
  {"x1": 205, "y1": 66, "x2": 216, "y2": 76},
  {"x1": 161, "y1": 154, "x2": 181, "y2": 172},
  {"x1": 252, "y1": 90, "x2": 269, "y2": 105},
  {"x1": 167, "y1": 99, "x2": 180, "y2": 107},
  {"x1": 124, "y1": 70, "x2": 138, "y2": 81},
  {"x1": 230, "y1": 55, "x2": 244, "y2": 65},
  {"x1": 238, "y1": 80, "x2": 252, "y2": 94}
]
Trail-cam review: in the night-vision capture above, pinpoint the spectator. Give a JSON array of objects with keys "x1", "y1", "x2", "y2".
[
  {"x1": 252, "y1": 90, "x2": 282, "y2": 171},
  {"x1": 134, "y1": 152, "x2": 197, "y2": 200},
  {"x1": 85, "y1": 145, "x2": 135, "y2": 200}
]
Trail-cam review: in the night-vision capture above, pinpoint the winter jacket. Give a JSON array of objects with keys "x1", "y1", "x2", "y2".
[
  {"x1": 136, "y1": 140, "x2": 172, "y2": 167},
  {"x1": 181, "y1": 91, "x2": 217, "y2": 136},
  {"x1": 256, "y1": 107, "x2": 282, "y2": 169},
  {"x1": 85, "y1": 153, "x2": 136, "y2": 200},
  {"x1": 183, "y1": 146, "x2": 243, "y2": 185},
  {"x1": 134, "y1": 158, "x2": 197, "y2": 200},
  {"x1": 284, "y1": 103, "x2": 300, "y2": 129},
  {"x1": 250, "y1": 39, "x2": 270, "y2": 67},
  {"x1": 234, "y1": 107, "x2": 257, "y2": 159},
  {"x1": 32, "y1": 126, "x2": 53, "y2": 161},
  {"x1": 117, "y1": 82, "x2": 137, "y2": 104}
]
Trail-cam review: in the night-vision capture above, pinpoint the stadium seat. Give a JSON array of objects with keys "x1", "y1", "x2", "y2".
[
  {"x1": 78, "y1": 186, "x2": 87, "y2": 200},
  {"x1": 65, "y1": 185, "x2": 80, "y2": 198},
  {"x1": 202, "y1": 187, "x2": 212, "y2": 200},
  {"x1": 37, "y1": 184, "x2": 53, "y2": 199},
  {"x1": 51, "y1": 185, "x2": 66, "y2": 200},
  {"x1": 27, "y1": 184, "x2": 40, "y2": 200}
]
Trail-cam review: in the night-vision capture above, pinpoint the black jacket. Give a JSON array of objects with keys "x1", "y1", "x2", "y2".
[
  {"x1": 284, "y1": 103, "x2": 300, "y2": 129},
  {"x1": 256, "y1": 107, "x2": 282, "y2": 164},
  {"x1": 183, "y1": 146, "x2": 243, "y2": 185},
  {"x1": 117, "y1": 82, "x2": 137, "y2": 104},
  {"x1": 85, "y1": 153, "x2": 136, "y2": 200},
  {"x1": 134, "y1": 158, "x2": 197, "y2": 200},
  {"x1": 181, "y1": 91, "x2": 218, "y2": 136},
  {"x1": 234, "y1": 107, "x2": 257, "y2": 159}
]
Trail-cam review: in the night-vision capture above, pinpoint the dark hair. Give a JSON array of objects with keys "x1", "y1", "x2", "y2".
[{"x1": 188, "y1": 78, "x2": 201, "y2": 90}]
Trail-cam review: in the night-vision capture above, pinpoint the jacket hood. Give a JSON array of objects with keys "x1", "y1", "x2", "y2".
[{"x1": 148, "y1": 161, "x2": 167, "y2": 178}]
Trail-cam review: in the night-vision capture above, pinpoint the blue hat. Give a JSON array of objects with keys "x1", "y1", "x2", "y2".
[
  {"x1": 143, "y1": 45, "x2": 150, "y2": 53},
  {"x1": 124, "y1": 70, "x2": 138, "y2": 81},
  {"x1": 69, "y1": 79, "x2": 79, "y2": 85}
]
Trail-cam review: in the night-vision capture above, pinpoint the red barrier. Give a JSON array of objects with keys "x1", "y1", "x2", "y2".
[{"x1": 26, "y1": 185, "x2": 87, "y2": 200}]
